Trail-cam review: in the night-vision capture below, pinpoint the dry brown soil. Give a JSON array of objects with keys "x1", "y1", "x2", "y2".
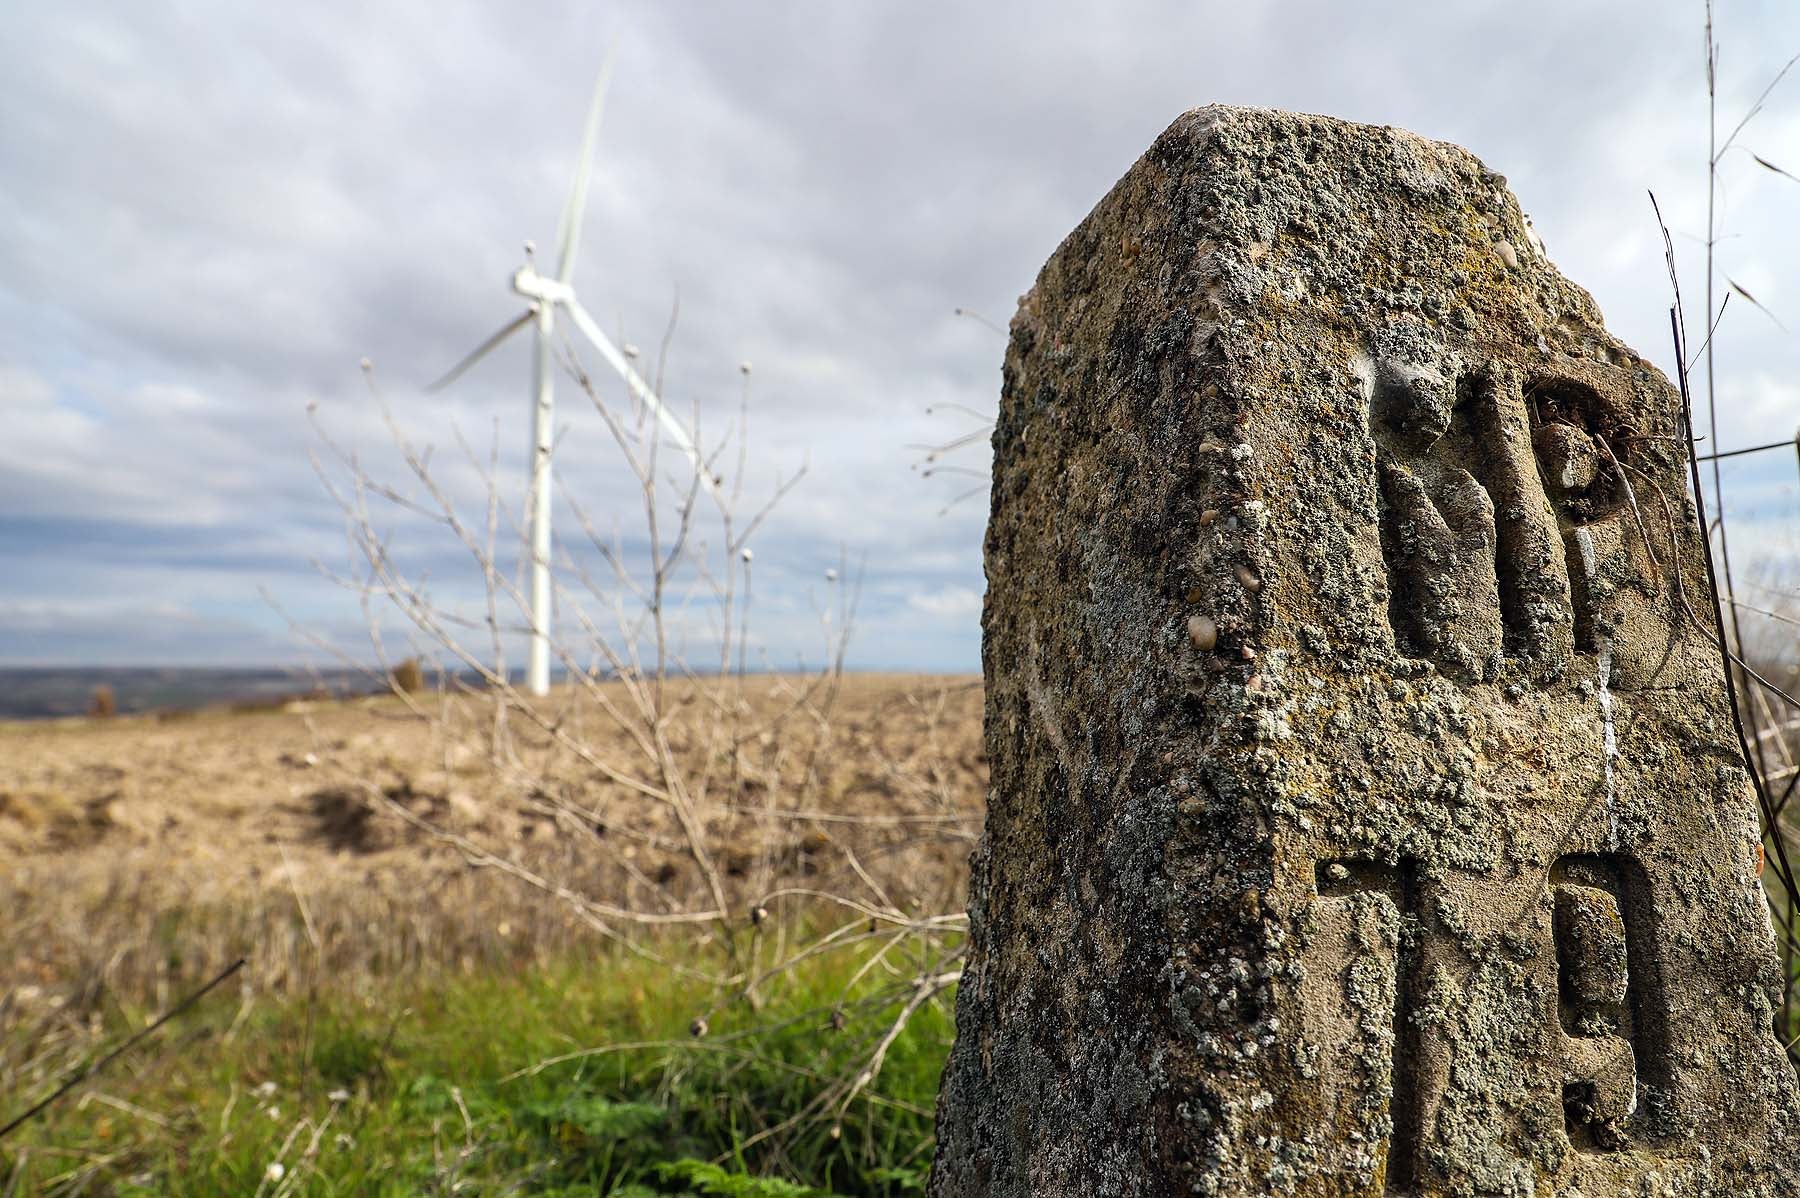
[{"x1": 0, "y1": 673, "x2": 984, "y2": 1002}]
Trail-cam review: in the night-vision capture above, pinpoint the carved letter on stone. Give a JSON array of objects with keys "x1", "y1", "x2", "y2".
[
  {"x1": 1312, "y1": 859, "x2": 1422, "y2": 1193},
  {"x1": 1370, "y1": 359, "x2": 1585, "y2": 683},
  {"x1": 1552, "y1": 853, "x2": 1670, "y2": 1153}
]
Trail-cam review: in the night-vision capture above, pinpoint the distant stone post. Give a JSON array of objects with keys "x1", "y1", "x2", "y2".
[{"x1": 930, "y1": 107, "x2": 1800, "y2": 1197}]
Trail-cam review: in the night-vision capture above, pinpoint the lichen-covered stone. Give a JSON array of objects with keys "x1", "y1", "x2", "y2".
[{"x1": 929, "y1": 106, "x2": 1800, "y2": 1197}]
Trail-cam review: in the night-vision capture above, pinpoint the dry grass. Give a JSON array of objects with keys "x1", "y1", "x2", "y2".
[
  {"x1": 0, "y1": 674, "x2": 981, "y2": 1192},
  {"x1": 0, "y1": 673, "x2": 984, "y2": 1016}
]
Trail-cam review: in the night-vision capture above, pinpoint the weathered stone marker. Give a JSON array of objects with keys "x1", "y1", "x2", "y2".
[{"x1": 930, "y1": 107, "x2": 1800, "y2": 1197}]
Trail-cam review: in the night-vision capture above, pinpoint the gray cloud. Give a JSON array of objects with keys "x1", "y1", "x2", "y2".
[{"x1": 3, "y1": 1, "x2": 1799, "y2": 668}]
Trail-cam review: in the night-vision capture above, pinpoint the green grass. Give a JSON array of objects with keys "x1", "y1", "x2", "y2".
[{"x1": 0, "y1": 939, "x2": 955, "y2": 1196}]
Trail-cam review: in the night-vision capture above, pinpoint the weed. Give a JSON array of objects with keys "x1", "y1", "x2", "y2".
[
  {"x1": 0, "y1": 937, "x2": 955, "y2": 1196},
  {"x1": 389, "y1": 657, "x2": 425, "y2": 694}
]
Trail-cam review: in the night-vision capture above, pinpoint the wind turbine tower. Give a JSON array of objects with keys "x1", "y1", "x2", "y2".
[{"x1": 431, "y1": 59, "x2": 720, "y2": 696}]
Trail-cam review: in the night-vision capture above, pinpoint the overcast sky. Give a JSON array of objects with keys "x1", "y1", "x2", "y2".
[{"x1": 3, "y1": 2, "x2": 1799, "y2": 672}]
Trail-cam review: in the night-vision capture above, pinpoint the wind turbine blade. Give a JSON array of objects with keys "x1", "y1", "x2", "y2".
[
  {"x1": 561, "y1": 296, "x2": 722, "y2": 499},
  {"x1": 554, "y1": 49, "x2": 618, "y2": 286},
  {"x1": 426, "y1": 309, "x2": 535, "y2": 392}
]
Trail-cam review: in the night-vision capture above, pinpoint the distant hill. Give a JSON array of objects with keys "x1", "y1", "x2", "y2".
[{"x1": 0, "y1": 667, "x2": 381, "y2": 720}]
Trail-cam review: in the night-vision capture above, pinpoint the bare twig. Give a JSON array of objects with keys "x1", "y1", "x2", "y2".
[{"x1": 0, "y1": 958, "x2": 246, "y2": 1142}]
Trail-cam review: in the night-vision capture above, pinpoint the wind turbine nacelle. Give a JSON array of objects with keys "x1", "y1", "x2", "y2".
[{"x1": 512, "y1": 266, "x2": 573, "y2": 306}]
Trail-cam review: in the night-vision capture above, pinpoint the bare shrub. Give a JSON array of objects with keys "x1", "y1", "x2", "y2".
[
  {"x1": 86, "y1": 684, "x2": 115, "y2": 719},
  {"x1": 279, "y1": 323, "x2": 976, "y2": 1143},
  {"x1": 389, "y1": 657, "x2": 426, "y2": 694},
  {"x1": 1652, "y1": 4, "x2": 1800, "y2": 1054}
]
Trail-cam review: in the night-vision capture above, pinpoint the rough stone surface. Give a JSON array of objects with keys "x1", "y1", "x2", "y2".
[{"x1": 929, "y1": 107, "x2": 1800, "y2": 1197}]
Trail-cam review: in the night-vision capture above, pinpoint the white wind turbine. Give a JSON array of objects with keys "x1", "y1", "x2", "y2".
[{"x1": 430, "y1": 60, "x2": 720, "y2": 697}]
